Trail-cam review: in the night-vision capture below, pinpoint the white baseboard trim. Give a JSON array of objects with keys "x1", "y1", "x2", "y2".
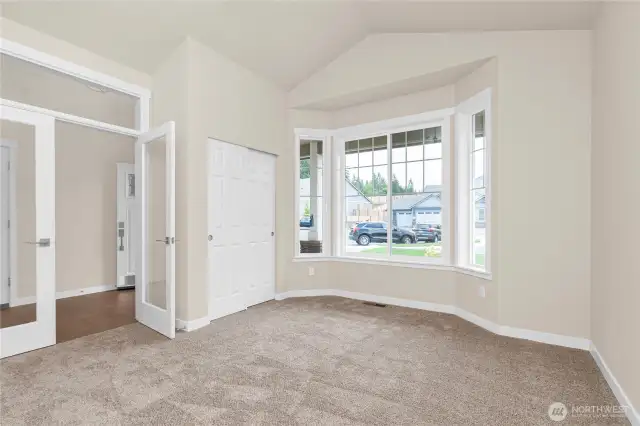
[
  {"x1": 10, "y1": 284, "x2": 116, "y2": 307},
  {"x1": 56, "y1": 285, "x2": 116, "y2": 300},
  {"x1": 276, "y1": 289, "x2": 590, "y2": 350},
  {"x1": 176, "y1": 316, "x2": 211, "y2": 332},
  {"x1": 591, "y1": 344, "x2": 640, "y2": 426}
]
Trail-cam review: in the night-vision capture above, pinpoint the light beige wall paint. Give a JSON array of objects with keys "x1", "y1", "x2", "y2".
[
  {"x1": 1, "y1": 121, "x2": 135, "y2": 298},
  {"x1": 591, "y1": 3, "x2": 640, "y2": 410},
  {"x1": 1, "y1": 54, "x2": 137, "y2": 128},
  {"x1": 330, "y1": 85, "x2": 454, "y2": 129},
  {"x1": 151, "y1": 40, "x2": 190, "y2": 319},
  {"x1": 0, "y1": 17, "x2": 151, "y2": 89},
  {"x1": 290, "y1": 31, "x2": 592, "y2": 339},
  {"x1": 178, "y1": 38, "x2": 288, "y2": 321}
]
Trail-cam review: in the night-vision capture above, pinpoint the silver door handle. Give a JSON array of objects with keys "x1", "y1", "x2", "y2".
[
  {"x1": 24, "y1": 238, "x2": 51, "y2": 247},
  {"x1": 156, "y1": 237, "x2": 169, "y2": 245}
]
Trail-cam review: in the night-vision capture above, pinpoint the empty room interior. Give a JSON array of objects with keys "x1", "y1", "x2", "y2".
[{"x1": 0, "y1": 1, "x2": 638, "y2": 425}]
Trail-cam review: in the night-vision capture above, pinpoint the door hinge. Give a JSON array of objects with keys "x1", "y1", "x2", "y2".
[
  {"x1": 7, "y1": 219, "x2": 9, "y2": 228},
  {"x1": 7, "y1": 161, "x2": 10, "y2": 171},
  {"x1": 8, "y1": 277, "x2": 11, "y2": 287}
]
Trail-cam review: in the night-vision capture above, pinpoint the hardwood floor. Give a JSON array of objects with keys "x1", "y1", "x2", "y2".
[{"x1": 0, "y1": 289, "x2": 135, "y2": 343}]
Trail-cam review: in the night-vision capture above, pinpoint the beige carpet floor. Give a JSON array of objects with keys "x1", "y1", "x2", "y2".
[{"x1": 0, "y1": 296, "x2": 627, "y2": 425}]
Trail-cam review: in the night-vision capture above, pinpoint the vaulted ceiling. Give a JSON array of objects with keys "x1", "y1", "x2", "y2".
[{"x1": 1, "y1": 1, "x2": 597, "y2": 90}]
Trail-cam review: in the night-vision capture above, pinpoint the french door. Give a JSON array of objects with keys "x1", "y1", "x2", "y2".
[
  {"x1": 208, "y1": 139, "x2": 276, "y2": 321},
  {"x1": 0, "y1": 105, "x2": 56, "y2": 358},
  {"x1": 135, "y1": 122, "x2": 176, "y2": 338}
]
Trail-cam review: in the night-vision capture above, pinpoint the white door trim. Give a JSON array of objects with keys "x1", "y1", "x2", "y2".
[
  {"x1": 0, "y1": 106, "x2": 56, "y2": 359},
  {"x1": 135, "y1": 122, "x2": 176, "y2": 339},
  {"x1": 116, "y1": 163, "x2": 136, "y2": 289}
]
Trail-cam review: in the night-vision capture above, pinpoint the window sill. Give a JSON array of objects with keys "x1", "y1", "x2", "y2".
[
  {"x1": 454, "y1": 265, "x2": 492, "y2": 280},
  {"x1": 293, "y1": 256, "x2": 334, "y2": 262},
  {"x1": 292, "y1": 256, "x2": 493, "y2": 280}
]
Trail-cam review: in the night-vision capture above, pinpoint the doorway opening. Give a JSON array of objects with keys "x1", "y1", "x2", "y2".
[{"x1": 0, "y1": 40, "x2": 175, "y2": 358}]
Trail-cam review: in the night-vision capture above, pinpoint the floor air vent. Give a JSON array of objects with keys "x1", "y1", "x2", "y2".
[{"x1": 363, "y1": 301, "x2": 387, "y2": 308}]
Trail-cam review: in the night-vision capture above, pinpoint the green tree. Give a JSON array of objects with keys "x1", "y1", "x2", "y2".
[
  {"x1": 391, "y1": 174, "x2": 405, "y2": 194},
  {"x1": 299, "y1": 159, "x2": 310, "y2": 179},
  {"x1": 303, "y1": 202, "x2": 310, "y2": 216},
  {"x1": 406, "y1": 178, "x2": 415, "y2": 194}
]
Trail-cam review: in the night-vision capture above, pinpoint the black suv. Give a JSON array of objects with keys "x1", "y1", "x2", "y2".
[
  {"x1": 349, "y1": 222, "x2": 416, "y2": 246},
  {"x1": 412, "y1": 223, "x2": 441, "y2": 243}
]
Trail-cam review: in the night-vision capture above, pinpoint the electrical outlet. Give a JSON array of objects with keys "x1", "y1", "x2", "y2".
[
  {"x1": 308, "y1": 267, "x2": 315, "y2": 276},
  {"x1": 478, "y1": 285, "x2": 486, "y2": 298}
]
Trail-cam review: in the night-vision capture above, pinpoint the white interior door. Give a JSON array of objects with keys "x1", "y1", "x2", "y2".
[
  {"x1": 0, "y1": 105, "x2": 56, "y2": 359},
  {"x1": 116, "y1": 163, "x2": 136, "y2": 289},
  {"x1": 208, "y1": 139, "x2": 276, "y2": 321},
  {"x1": 135, "y1": 122, "x2": 175, "y2": 338}
]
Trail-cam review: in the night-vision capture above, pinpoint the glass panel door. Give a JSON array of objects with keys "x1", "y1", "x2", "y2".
[
  {"x1": 134, "y1": 122, "x2": 175, "y2": 338},
  {"x1": 0, "y1": 105, "x2": 56, "y2": 358}
]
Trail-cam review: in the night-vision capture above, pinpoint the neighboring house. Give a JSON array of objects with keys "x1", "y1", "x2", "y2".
[
  {"x1": 391, "y1": 184, "x2": 485, "y2": 228},
  {"x1": 391, "y1": 189, "x2": 442, "y2": 228}
]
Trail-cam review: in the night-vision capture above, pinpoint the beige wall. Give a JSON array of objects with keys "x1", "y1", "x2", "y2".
[
  {"x1": 0, "y1": 17, "x2": 151, "y2": 89},
  {"x1": 163, "y1": 38, "x2": 288, "y2": 321},
  {"x1": 289, "y1": 31, "x2": 592, "y2": 339},
  {"x1": 151, "y1": 40, "x2": 190, "y2": 319},
  {"x1": 591, "y1": 3, "x2": 640, "y2": 410}
]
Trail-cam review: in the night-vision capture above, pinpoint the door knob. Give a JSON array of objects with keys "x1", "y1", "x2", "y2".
[
  {"x1": 208, "y1": 235, "x2": 213, "y2": 241},
  {"x1": 24, "y1": 238, "x2": 51, "y2": 247},
  {"x1": 155, "y1": 237, "x2": 169, "y2": 245}
]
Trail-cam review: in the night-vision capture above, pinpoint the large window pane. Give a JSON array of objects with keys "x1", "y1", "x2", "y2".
[
  {"x1": 389, "y1": 126, "x2": 444, "y2": 260},
  {"x1": 298, "y1": 139, "x2": 324, "y2": 254},
  {"x1": 344, "y1": 135, "x2": 388, "y2": 257}
]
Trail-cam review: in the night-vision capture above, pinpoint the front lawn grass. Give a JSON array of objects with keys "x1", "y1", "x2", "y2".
[{"x1": 362, "y1": 242, "x2": 441, "y2": 257}]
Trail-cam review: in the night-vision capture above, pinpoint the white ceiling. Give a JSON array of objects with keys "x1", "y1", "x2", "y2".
[{"x1": 1, "y1": 1, "x2": 597, "y2": 90}]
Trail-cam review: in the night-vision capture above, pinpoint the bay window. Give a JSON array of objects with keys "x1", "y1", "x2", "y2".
[{"x1": 293, "y1": 98, "x2": 490, "y2": 278}]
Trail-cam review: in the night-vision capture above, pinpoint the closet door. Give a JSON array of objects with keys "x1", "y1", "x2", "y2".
[{"x1": 208, "y1": 140, "x2": 276, "y2": 321}]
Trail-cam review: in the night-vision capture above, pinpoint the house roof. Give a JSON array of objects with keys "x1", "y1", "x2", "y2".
[{"x1": 391, "y1": 186, "x2": 442, "y2": 210}]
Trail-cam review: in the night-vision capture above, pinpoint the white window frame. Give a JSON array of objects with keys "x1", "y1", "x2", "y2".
[
  {"x1": 0, "y1": 38, "x2": 150, "y2": 135},
  {"x1": 293, "y1": 129, "x2": 332, "y2": 258},
  {"x1": 333, "y1": 108, "x2": 453, "y2": 266},
  {"x1": 455, "y1": 88, "x2": 492, "y2": 275}
]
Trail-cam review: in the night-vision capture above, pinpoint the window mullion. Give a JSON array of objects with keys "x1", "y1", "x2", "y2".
[{"x1": 386, "y1": 133, "x2": 392, "y2": 258}]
